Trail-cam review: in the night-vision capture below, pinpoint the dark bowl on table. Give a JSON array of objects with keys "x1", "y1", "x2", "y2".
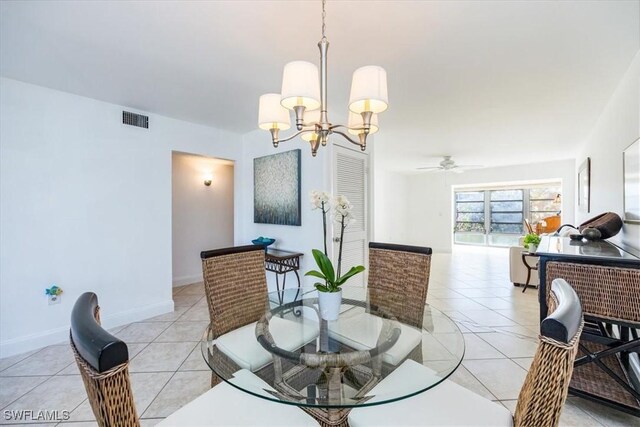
[
  {"x1": 252, "y1": 238, "x2": 276, "y2": 247},
  {"x1": 569, "y1": 234, "x2": 583, "y2": 241}
]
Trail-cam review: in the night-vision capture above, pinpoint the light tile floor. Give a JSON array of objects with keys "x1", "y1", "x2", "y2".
[{"x1": 0, "y1": 246, "x2": 638, "y2": 426}]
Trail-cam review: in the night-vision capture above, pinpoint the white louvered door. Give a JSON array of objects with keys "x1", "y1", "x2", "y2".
[{"x1": 333, "y1": 146, "x2": 368, "y2": 287}]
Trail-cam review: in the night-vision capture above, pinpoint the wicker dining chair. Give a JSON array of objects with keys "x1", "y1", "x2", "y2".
[
  {"x1": 513, "y1": 278, "x2": 584, "y2": 426},
  {"x1": 70, "y1": 292, "x2": 139, "y2": 427},
  {"x1": 201, "y1": 245, "x2": 269, "y2": 340},
  {"x1": 349, "y1": 278, "x2": 584, "y2": 427},
  {"x1": 328, "y1": 243, "x2": 432, "y2": 372},
  {"x1": 367, "y1": 242, "x2": 433, "y2": 327},
  {"x1": 70, "y1": 293, "x2": 316, "y2": 426},
  {"x1": 201, "y1": 245, "x2": 268, "y2": 385},
  {"x1": 201, "y1": 245, "x2": 318, "y2": 387}
]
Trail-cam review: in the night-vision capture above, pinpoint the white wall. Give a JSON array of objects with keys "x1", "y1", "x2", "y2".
[
  {"x1": 0, "y1": 78, "x2": 243, "y2": 357},
  {"x1": 575, "y1": 51, "x2": 640, "y2": 251},
  {"x1": 237, "y1": 130, "x2": 332, "y2": 290},
  {"x1": 398, "y1": 159, "x2": 576, "y2": 253},
  {"x1": 373, "y1": 169, "x2": 410, "y2": 243},
  {"x1": 172, "y1": 153, "x2": 234, "y2": 287}
]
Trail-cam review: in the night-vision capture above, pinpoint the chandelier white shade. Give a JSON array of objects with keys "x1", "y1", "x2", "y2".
[
  {"x1": 348, "y1": 66, "x2": 389, "y2": 114},
  {"x1": 280, "y1": 61, "x2": 321, "y2": 111},
  {"x1": 348, "y1": 111, "x2": 379, "y2": 135},
  {"x1": 257, "y1": 0, "x2": 388, "y2": 156},
  {"x1": 258, "y1": 93, "x2": 291, "y2": 131},
  {"x1": 301, "y1": 110, "x2": 321, "y2": 141}
]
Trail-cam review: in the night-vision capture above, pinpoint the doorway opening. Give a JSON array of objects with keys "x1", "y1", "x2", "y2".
[{"x1": 171, "y1": 151, "x2": 234, "y2": 288}]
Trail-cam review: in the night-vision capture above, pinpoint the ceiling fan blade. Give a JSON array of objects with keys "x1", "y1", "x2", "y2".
[{"x1": 416, "y1": 166, "x2": 442, "y2": 170}]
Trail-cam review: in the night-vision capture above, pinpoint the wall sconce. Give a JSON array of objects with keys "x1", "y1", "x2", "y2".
[{"x1": 203, "y1": 173, "x2": 213, "y2": 187}]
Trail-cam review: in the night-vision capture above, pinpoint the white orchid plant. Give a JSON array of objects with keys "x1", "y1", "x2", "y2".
[{"x1": 306, "y1": 191, "x2": 365, "y2": 293}]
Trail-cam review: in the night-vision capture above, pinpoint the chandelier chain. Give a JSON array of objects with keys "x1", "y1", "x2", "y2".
[{"x1": 321, "y1": 0, "x2": 326, "y2": 39}]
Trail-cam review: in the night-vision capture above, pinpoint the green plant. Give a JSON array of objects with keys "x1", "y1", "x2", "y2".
[
  {"x1": 523, "y1": 233, "x2": 541, "y2": 247},
  {"x1": 306, "y1": 249, "x2": 365, "y2": 293}
]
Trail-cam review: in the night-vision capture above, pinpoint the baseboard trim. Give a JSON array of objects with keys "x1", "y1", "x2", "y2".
[
  {"x1": 0, "y1": 299, "x2": 174, "y2": 359},
  {"x1": 172, "y1": 274, "x2": 203, "y2": 287}
]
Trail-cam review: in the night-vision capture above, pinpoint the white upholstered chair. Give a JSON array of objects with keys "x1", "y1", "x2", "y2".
[
  {"x1": 349, "y1": 279, "x2": 584, "y2": 427},
  {"x1": 157, "y1": 369, "x2": 316, "y2": 426}
]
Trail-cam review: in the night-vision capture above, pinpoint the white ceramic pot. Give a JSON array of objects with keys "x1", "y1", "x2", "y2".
[
  {"x1": 318, "y1": 289, "x2": 342, "y2": 321},
  {"x1": 528, "y1": 243, "x2": 538, "y2": 253}
]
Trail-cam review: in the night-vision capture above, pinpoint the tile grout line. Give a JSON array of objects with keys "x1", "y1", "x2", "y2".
[
  {"x1": 138, "y1": 341, "x2": 200, "y2": 420},
  {"x1": 456, "y1": 361, "x2": 502, "y2": 402},
  {"x1": 0, "y1": 375, "x2": 50, "y2": 413}
]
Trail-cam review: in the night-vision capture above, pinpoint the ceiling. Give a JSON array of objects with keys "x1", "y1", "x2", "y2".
[{"x1": 1, "y1": 1, "x2": 639, "y2": 171}]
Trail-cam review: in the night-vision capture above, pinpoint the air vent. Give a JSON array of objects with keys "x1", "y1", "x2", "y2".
[{"x1": 122, "y1": 111, "x2": 149, "y2": 129}]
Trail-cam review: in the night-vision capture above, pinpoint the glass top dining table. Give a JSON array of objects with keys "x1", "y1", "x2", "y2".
[{"x1": 200, "y1": 286, "x2": 464, "y2": 424}]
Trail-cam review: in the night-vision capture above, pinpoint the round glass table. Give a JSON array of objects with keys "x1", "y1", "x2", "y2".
[{"x1": 201, "y1": 287, "x2": 464, "y2": 426}]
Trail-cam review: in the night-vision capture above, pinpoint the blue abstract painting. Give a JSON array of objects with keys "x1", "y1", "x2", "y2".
[{"x1": 254, "y1": 149, "x2": 301, "y2": 226}]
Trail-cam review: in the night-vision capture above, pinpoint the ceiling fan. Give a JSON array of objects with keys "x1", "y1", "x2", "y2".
[{"x1": 416, "y1": 156, "x2": 483, "y2": 173}]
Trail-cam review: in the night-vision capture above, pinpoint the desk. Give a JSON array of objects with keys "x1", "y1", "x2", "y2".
[
  {"x1": 201, "y1": 287, "x2": 464, "y2": 426},
  {"x1": 537, "y1": 236, "x2": 640, "y2": 417}
]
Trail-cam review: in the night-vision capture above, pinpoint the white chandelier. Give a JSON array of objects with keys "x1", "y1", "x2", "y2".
[{"x1": 257, "y1": 0, "x2": 388, "y2": 157}]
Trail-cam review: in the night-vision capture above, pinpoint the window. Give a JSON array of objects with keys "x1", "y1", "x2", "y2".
[
  {"x1": 454, "y1": 191, "x2": 485, "y2": 232},
  {"x1": 529, "y1": 186, "x2": 561, "y2": 224},
  {"x1": 454, "y1": 192, "x2": 486, "y2": 245},
  {"x1": 490, "y1": 190, "x2": 524, "y2": 234},
  {"x1": 454, "y1": 183, "x2": 561, "y2": 247}
]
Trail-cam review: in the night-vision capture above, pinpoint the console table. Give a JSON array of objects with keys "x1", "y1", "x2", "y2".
[
  {"x1": 537, "y1": 236, "x2": 640, "y2": 416},
  {"x1": 265, "y1": 249, "x2": 304, "y2": 304}
]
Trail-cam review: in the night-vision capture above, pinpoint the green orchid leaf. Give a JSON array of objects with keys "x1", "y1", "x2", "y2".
[
  {"x1": 312, "y1": 249, "x2": 335, "y2": 284},
  {"x1": 315, "y1": 283, "x2": 330, "y2": 293},
  {"x1": 305, "y1": 270, "x2": 326, "y2": 280},
  {"x1": 336, "y1": 265, "x2": 365, "y2": 285}
]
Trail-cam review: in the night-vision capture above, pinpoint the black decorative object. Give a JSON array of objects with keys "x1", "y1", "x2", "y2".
[
  {"x1": 578, "y1": 212, "x2": 623, "y2": 239},
  {"x1": 582, "y1": 228, "x2": 602, "y2": 241}
]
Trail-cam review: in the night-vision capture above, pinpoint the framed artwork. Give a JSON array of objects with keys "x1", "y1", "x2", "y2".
[
  {"x1": 623, "y1": 138, "x2": 640, "y2": 224},
  {"x1": 578, "y1": 158, "x2": 591, "y2": 213},
  {"x1": 254, "y1": 149, "x2": 301, "y2": 226}
]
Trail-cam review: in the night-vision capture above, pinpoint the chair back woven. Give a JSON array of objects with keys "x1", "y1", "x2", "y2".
[
  {"x1": 514, "y1": 279, "x2": 584, "y2": 427},
  {"x1": 201, "y1": 245, "x2": 269, "y2": 339},
  {"x1": 70, "y1": 292, "x2": 139, "y2": 427},
  {"x1": 367, "y1": 242, "x2": 432, "y2": 328}
]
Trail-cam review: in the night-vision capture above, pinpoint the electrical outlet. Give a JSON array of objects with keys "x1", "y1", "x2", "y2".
[{"x1": 48, "y1": 294, "x2": 61, "y2": 305}]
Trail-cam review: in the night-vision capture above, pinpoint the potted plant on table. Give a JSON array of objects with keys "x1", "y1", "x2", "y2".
[
  {"x1": 307, "y1": 191, "x2": 365, "y2": 320},
  {"x1": 523, "y1": 233, "x2": 541, "y2": 253}
]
